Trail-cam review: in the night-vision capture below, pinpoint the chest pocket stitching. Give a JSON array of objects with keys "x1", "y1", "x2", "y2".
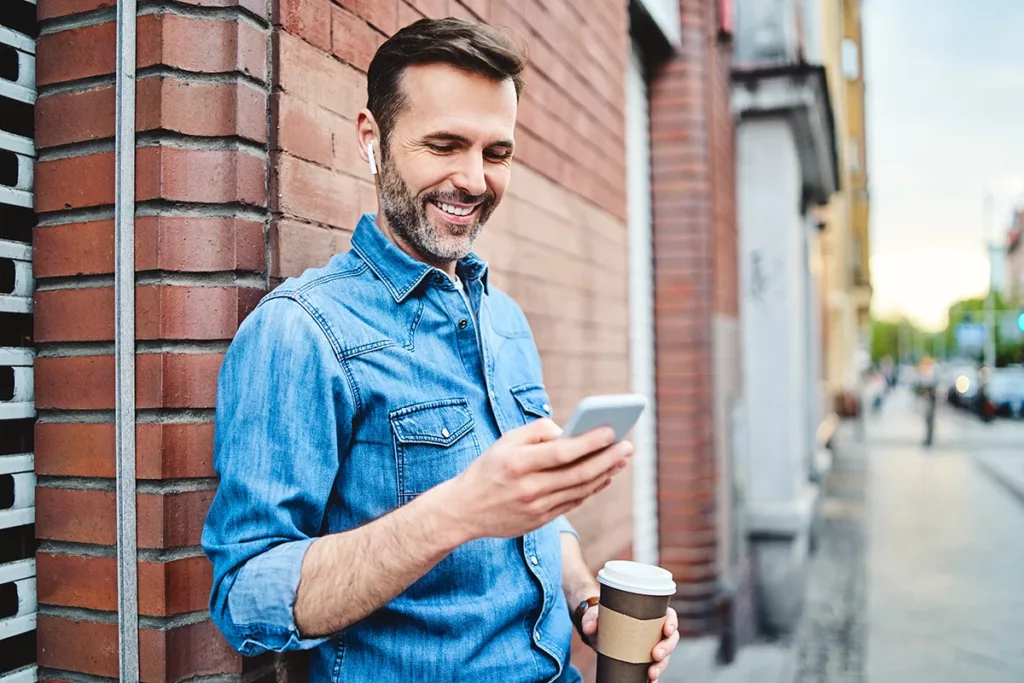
[
  {"x1": 510, "y1": 383, "x2": 552, "y2": 419},
  {"x1": 390, "y1": 398, "x2": 478, "y2": 502}
]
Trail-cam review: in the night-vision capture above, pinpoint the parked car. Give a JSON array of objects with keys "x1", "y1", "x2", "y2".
[
  {"x1": 946, "y1": 366, "x2": 979, "y2": 408},
  {"x1": 974, "y1": 368, "x2": 1024, "y2": 421}
]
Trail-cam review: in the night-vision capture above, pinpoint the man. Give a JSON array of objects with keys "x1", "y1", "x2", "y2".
[{"x1": 203, "y1": 18, "x2": 679, "y2": 682}]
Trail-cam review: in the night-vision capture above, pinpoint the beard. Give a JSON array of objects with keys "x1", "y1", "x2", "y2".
[{"x1": 377, "y1": 153, "x2": 497, "y2": 264}]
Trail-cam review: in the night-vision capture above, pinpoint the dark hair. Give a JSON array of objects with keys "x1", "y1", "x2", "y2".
[{"x1": 367, "y1": 17, "x2": 528, "y2": 153}]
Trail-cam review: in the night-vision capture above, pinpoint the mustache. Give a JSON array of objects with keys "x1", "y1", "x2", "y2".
[{"x1": 425, "y1": 189, "x2": 494, "y2": 206}]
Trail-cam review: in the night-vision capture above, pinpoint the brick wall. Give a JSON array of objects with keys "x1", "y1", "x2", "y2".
[
  {"x1": 650, "y1": 0, "x2": 739, "y2": 637},
  {"x1": 33, "y1": 0, "x2": 272, "y2": 680},
  {"x1": 33, "y1": 0, "x2": 632, "y2": 681}
]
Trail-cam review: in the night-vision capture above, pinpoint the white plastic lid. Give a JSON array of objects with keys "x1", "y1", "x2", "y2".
[{"x1": 597, "y1": 560, "x2": 676, "y2": 596}]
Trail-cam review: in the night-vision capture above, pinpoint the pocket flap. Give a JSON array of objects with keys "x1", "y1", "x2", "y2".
[
  {"x1": 510, "y1": 384, "x2": 553, "y2": 419},
  {"x1": 390, "y1": 399, "x2": 475, "y2": 446}
]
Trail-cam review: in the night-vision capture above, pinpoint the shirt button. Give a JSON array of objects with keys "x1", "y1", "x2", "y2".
[
  {"x1": 542, "y1": 403, "x2": 551, "y2": 413},
  {"x1": 441, "y1": 428, "x2": 450, "y2": 439},
  {"x1": 458, "y1": 319, "x2": 468, "y2": 329},
  {"x1": 530, "y1": 555, "x2": 539, "y2": 565},
  {"x1": 534, "y1": 630, "x2": 541, "y2": 643}
]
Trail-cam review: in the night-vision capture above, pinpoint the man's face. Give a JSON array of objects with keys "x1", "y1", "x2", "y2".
[{"x1": 377, "y1": 63, "x2": 518, "y2": 265}]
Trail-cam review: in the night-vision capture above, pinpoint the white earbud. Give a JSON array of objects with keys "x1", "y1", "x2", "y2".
[{"x1": 367, "y1": 140, "x2": 378, "y2": 176}]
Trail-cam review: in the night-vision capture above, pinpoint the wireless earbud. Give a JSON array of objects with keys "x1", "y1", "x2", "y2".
[{"x1": 367, "y1": 140, "x2": 378, "y2": 176}]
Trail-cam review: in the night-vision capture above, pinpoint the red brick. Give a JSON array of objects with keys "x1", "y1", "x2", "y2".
[
  {"x1": 34, "y1": 353, "x2": 222, "y2": 410},
  {"x1": 137, "y1": 77, "x2": 268, "y2": 143},
  {"x1": 398, "y1": 0, "x2": 426, "y2": 27},
  {"x1": 35, "y1": 22, "x2": 116, "y2": 86},
  {"x1": 330, "y1": 113, "x2": 364, "y2": 178},
  {"x1": 139, "y1": 216, "x2": 265, "y2": 272},
  {"x1": 34, "y1": 286, "x2": 262, "y2": 342},
  {"x1": 135, "y1": 147, "x2": 267, "y2": 207},
  {"x1": 271, "y1": 92, "x2": 334, "y2": 166},
  {"x1": 138, "y1": 490, "x2": 216, "y2": 549},
  {"x1": 37, "y1": 614, "x2": 118, "y2": 678},
  {"x1": 270, "y1": 218, "x2": 353, "y2": 279},
  {"x1": 33, "y1": 217, "x2": 264, "y2": 278},
  {"x1": 272, "y1": 152, "x2": 362, "y2": 228},
  {"x1": 454, "y1": 0, "x2": 488, "y2": 20},
  {"x1": 34, "y1": 152, "x2": 115, "y2": 213},
  {"x1": 172, "y1": 0, "x2": 268, "y2": 17},
  {"x1": 274, "y1": 0, "x2": 332, "y2": 52},
  {"x1": 35, "y1": 422, "x2": 216, "y2": 480},
  {"x1": 137, "y1": 13, "x2": 268, "y2": 83},
  {"x1": 35, "y1": 487, "x2": 116, "y2": 545},
  {"x1": 274, "y1": 31, "x2": 364, "y2": 118},
  {"x1": 35, "y1": 86, "x2": 115, "y2": 149},
  {"x1": 407, "y1": 0, "x2": 446, "y2": 18},
  {"x1": 348, "y1": 0, "x2": 398, "y2": 34},
  {"x1": 138, "y1": 555, "x2": 214, "y2": 617},
  {"x1": 136, "y1": 353, "x2": 224, "y2": 409},
  {"x1": 37, "y1": 0, "x2": 116, "y2": 20},
  {"x1": 140, "y1": 619, "x2": 241, "y2": 682},
  {"x1": 37, "y1": 553, "x2": 214, "y2": 617},
  {"x1": 331, "y1": 5, "x2": 381, "y2": 72}
]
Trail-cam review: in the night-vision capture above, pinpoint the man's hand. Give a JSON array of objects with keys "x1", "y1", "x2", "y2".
[
  {"x1": 452, "y1": 418, "x2": 633, "y2": 540},
  {"x1": 581, "y1": 606, "x2": 680, "y2": 682}
]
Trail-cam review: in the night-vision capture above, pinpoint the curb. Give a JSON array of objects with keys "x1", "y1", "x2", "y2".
[{"x1": 973, "y1": 453, "x2": 1024, "y2": 507}]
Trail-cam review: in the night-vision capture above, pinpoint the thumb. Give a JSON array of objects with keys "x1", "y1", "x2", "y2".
[
  {"x1": 581, "y1": 606, "x2": 600, "y2": 634},
  {"x1": 505, "y1": 418, "x2": 563, "y2": 445}
]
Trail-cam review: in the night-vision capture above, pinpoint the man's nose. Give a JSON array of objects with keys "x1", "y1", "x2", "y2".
[{"x1": 452, "y1": 153, "x2": 488, "y2": 198}]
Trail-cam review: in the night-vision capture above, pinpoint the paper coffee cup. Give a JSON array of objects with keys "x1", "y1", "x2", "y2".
[{"x1": 595, "y1": 561, "x2": 675, "y2": 683}]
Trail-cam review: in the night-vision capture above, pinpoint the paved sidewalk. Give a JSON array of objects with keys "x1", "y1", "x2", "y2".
[{"x1": 974, "y1": 450, "x2": 1024, "y2": 505}]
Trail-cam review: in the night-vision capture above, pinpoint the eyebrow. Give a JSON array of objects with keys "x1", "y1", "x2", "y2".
[{"x1": 424, "y1": 131, "x2": 515, "y2": 149}]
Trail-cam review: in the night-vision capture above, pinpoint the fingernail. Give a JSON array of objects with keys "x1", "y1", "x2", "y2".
[
  {"x1": 656, "y1": 647, "x2": 665, "y2": 658},
  {"x1": 617, "y1": 460, "x2": 628, "y2": 470},
  {"x1": 602, "y1": 427, "x2": 616, "y2": 443},
  {"x1": 669, "y1": 623, "x2": 677, "y2": 634}
]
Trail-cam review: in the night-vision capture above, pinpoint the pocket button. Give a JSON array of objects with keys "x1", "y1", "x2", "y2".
[{"x1": 441, "y1": 427, "x2": 450, "y2": 439}]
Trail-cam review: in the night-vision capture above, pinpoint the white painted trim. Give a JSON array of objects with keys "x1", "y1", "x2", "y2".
[
  {"x1": 0, "y1": 613, "x2": 36, "y2": 640},
  {"x1": 0, "y1": 558, "x2": 35, "y2": 585},
  {"x1": 0, "y1": 454, "x2": 33, "y2": 476},
  {"x1": 0, "y1": 508, "x2": 34, "y2": 531},
  {"x1": 0, "y1": 666, "x2": 38, "y2": 683},
  {"x1": 626, "y1": 46, "x2": 659, "y2": 566}
]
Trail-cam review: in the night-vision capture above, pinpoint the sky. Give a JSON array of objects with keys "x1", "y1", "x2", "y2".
[{"x1": 863, "y1": 0, "x2": 1024, "y2": 331}]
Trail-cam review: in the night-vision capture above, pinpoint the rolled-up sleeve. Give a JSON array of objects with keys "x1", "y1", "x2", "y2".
[
  {"x1": 201, "y1": 295, "x2": 353, "y2": 656},
  {"x1": 554, "y1": 515, "x2": 579, "y2": 538}
]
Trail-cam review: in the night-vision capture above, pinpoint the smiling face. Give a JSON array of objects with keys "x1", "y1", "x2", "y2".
[{"x1": 362, "y1": 62, "x2": 518, "y2": 268}]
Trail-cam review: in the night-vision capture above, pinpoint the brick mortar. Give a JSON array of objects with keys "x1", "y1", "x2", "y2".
[{"x1": 36, "y1": 408, "x2": 216, "y2": 423}]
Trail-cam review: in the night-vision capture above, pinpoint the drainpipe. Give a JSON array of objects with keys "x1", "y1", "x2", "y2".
[{"x1": 114, "y1": 0, "x2": 139, "y2": 679}]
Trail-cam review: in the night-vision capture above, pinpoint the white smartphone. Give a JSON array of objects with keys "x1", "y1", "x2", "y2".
[{"x1": 560, "y1": 394, "x2": 648, "y2": 443}]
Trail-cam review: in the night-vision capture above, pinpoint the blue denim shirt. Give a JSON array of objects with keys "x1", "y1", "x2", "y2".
[{"x1": 203, "y1": 214, "x2": 582, "y2": 682}]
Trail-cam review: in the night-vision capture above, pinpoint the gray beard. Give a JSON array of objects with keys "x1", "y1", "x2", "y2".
[{"x1": 377, "y1": 155, "x2": 495, "y2": 264}]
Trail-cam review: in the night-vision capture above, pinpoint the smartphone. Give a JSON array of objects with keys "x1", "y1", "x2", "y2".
[{"x1": 560, "y1": 394, "x2": 647, "y2": 443}]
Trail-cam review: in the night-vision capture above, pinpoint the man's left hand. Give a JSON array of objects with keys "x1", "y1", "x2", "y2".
[{"x1": 580, "y1": 606, "x2": 680, "y2": 682}]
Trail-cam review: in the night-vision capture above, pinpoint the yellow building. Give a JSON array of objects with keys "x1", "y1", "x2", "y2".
[{"x1": 817, "y1": 0, "x2": 872, "y2": 411}]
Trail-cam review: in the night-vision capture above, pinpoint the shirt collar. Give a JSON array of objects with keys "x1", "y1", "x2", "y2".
[{"x1": 351, "y1": 213, "x2": 489, "y2": 302}]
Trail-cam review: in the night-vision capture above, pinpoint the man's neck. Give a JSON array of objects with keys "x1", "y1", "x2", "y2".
[{"x1": 375, "y1": 210, "x2": 457, "y2": 277}]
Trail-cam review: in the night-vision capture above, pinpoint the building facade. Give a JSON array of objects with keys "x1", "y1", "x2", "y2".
[{"x1": 4, "y1": 0, "x2": 752, "y2": 681}]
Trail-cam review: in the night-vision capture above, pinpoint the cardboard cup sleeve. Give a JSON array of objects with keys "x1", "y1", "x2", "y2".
[{"x1": 595, "y1": 605, "x2": 667, "y2": 664}]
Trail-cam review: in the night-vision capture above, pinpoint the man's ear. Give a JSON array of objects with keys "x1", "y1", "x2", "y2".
[{"x1": 356, "y1": 110, "x2": 379, "y2": 173}]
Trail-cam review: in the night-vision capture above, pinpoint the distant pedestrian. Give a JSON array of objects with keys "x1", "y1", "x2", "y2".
[{"x1": 916, "y1": 358, "x2": 938, "y2": 447}]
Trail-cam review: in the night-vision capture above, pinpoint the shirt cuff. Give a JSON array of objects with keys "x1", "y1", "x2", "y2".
[
  {"x1": 227, "y1": 538, "x2": 330, "y2": 654},
  {"x1": 553, "y1": 514, "x2": 579, "y2": 539}
]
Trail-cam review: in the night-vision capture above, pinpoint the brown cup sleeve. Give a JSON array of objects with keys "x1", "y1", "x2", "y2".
[{"x1": 595, "y1": 604, "x2": 666, "y2": 664}]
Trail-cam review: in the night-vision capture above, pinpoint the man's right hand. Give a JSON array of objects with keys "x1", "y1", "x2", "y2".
[{"x1": 448, "y1": 419, "x2": 633, "y2": 540}]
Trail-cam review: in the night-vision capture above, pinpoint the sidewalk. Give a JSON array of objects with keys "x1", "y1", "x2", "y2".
[
  {"x1": 661, "y1": 637, "x2": 796, "y2": 683},
  {"x1": 974, "y1": 450, "x2": 1024, "y2": 505}
]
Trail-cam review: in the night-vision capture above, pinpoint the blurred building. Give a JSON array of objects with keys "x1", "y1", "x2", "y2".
[
  {"x1": 818, "y1": 0, "x2": 872, "y2": 409},
  {"x1": 731, "y1": 0, "x2": 840, "y2": 635},
  {"x1": 1003, "y1": 210, "x2": 1024, "y2": 300}
]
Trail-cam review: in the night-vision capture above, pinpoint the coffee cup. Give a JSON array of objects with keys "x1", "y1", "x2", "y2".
[{"x1": 594, "y1": 560, "x2": 676, "y2": 683}]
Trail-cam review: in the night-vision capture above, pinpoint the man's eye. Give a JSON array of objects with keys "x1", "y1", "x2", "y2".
[
  {"x1": 486, "y1": 150, "x2": 513, "y2": 161},
  {"x1": 428, "y1": 144, "x2": 454, "y2": 153}
]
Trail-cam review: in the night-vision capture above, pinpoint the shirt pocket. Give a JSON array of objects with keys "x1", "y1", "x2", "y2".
[
  {"x1": 510, "y1": 383, "x2": 554, "y2": 425},
  {"x1": 390, "y1": 398, "x2": 480, "y2": 504}
]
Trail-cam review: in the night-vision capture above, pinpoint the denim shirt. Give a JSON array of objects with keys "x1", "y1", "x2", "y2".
[{"x1": 202, "y1": 214, "x2": 582, "y2": 682}]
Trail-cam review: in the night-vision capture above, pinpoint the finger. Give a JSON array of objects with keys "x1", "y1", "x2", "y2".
[
  {"x1": 650, "y1": 655, "x2": 671, "y2": 680},
  {"x1": 540, "y1": 444, "x2": 632, "y2": 510},
  {"x1": 520, "y1": 426, "x2": 616, "y2": 471},
  {"x1": 581, "y1": 609, "x2": 599, "y2": 634},
  {"x1": 503, "y1": 418, "x2": 564, "y2": 446},
  {"x1": 652, "y1": 630, "x2": 679, "y2": 661},
  {"x1": 541, "y1": 440, "x2": 633, "y2": 498},
  {"x1": 664, "y1": 607, "x2": 678, "y2": 636}
]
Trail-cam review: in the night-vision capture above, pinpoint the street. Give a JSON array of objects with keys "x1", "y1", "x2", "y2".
[{"x1": 795, "y1": 388, "x2": 1024, "y2": 683}]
